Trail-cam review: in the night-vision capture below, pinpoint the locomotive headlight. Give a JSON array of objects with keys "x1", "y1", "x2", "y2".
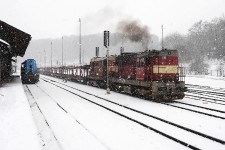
[
  {"x1": 160, "y1": 74, "x2": 163, "y2": 79},
  {"x1": 176, "y1": 74, "x2": 179, "y2": 80}
]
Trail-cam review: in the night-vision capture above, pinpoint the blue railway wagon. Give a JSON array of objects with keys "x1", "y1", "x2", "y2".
[{"x1": 21, "y1": 59, "x2": 39, "y2": 84}]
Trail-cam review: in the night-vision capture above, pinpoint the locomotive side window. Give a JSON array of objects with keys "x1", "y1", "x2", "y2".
[
  {"x1": 146, "y1": 56, "x2": 151, "y2": 65},
  {"x1": 162, "y1": 56, "x2": 167, "y2": 60},
  {"x1": 136, "y1": 58, "x2": 139, "y2": 67},
  {"x1": 140, "y1": 58, "x2": 145, "y2": 67}
]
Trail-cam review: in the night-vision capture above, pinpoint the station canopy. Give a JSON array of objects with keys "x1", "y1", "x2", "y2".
[{"x1": 0, "y1": 20, "x2": 31, "y2": 57}]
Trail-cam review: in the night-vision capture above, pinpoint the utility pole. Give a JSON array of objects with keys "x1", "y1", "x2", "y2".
[
  {"x1": 121, "y1": 36, "x2": 124, "y2": 54},
  {"x1": 51, "y1": 41, "x2": 52, "y2": 71},
  {"x1": 104, "y1": 31, "x2": 110, "y2": 94},
  {"x1": 162, "y1": 25, "x2": 164, "y2": 50},
  {"x1": 79, "y1": 18, "x2": 82, "y2": 65},
  {"x1": 44, "y1": 49, "x2": 46, "y2": 75},
  {"x1": 62, "y1": 36, "x2": 63, "y2": 75}
]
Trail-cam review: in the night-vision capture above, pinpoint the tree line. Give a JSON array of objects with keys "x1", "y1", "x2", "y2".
[{"x1": 163, "y1": 16, "x2": 225, "y2": 74}]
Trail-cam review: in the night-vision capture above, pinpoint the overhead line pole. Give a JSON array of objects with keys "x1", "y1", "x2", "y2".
[
  {"x1": 44, "y1": 49, "x2": 46, "y2": 75},
  {"x1": 62, "y1": 36, "x2": 63, "y2": 75},
  {"x1": 79, "y1": 18, "x2": 82, "y2": 65},
  {"x1": 51, "y1": 41, "x2": 52, "y2": 70},
  {"x1": 162, "y1": 24, "x2": 164, "y2": 50}
]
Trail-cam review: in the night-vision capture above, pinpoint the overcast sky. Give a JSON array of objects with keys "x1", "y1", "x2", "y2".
[{"x1": 1, "y1": 0, "x2": 225, "y2": 39}]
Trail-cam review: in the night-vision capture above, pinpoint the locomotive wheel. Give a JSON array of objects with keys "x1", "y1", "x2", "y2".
[
  {"x1": 177, "y1": 94, "x2": 185, "y2": 99},
  {"x1": 130, "y1": 87, "x2": 135, "y2": 96},
  {"x1": 110, "y1": 84, "x2": 116, "y2": 91},
  {"x1": 131, "y1": 87, "x2": 139, "y2": 97}
]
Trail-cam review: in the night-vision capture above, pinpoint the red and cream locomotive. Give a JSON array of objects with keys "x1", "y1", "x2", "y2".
[
  {"x1": 41, "y1": 49, "x2": 186, "y2": 101},
  {"x1": 88, "y1": 49, "x2": 186, "y2": 100}
]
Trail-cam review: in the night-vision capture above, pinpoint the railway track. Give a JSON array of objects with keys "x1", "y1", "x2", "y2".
[
  {"x1": 172, "y1": 100, "x2": 225, "y2": 114},
  {"x1": 188, "y1": 89, "x2": 225, "y2": 98},
  {"x1": 186, "y1": 84, "x2": 225, "y2": 98},
  {"x1": 185, "y1": 94, "x2": 225, "y2": 105},
  {"x1": 186, "y1": 90, "x2": 225, "y2": 103},
  {"x1": 185, "y1": 84, "x2": 225, "y2": 107},
  {"x1": 39, "y1": 77, "x2": 225, "y2": 149},
  {"x1": 160, "y1": 101, "x2": 225, "y2": 119},
  {"x1": 43, "y1": 75, "x2": 225, "y2": 117},
  {"x1": 26, "y1": 84, "x2": 110, "y2": 150},
  {"x1": 25, "y1": 85, "x2": 63, "y2": 150},
  {"x1": 42, "y1": 77, "x2": 225, "y2": 120},
  {"x1": 159, "y1": 84, "x2": 225, "y2": 116}
]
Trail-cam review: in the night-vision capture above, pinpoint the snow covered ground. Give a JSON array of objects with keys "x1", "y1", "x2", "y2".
[
  {"x1": 1, "y1": 75, "x2": 225, "y2": 150},
  {"x1": 0, "y1": 77, "x2": 41, "y2": 150},
  {"x1": 186, "y1": 75, "x2": 225, "y2": 88}
]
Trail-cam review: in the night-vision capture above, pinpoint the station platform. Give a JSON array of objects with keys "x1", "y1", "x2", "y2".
[{"x1": 0, "y1": 76, "x2": 41, "y2": 150}]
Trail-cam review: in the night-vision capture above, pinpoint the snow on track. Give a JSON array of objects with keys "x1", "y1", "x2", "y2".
[
  {"x1": 24, "y1": 85, "x2": 62, "y2": 150},
  {"x1": 30, "y1": 77, "x2": 194, "y2": 150},
  {"x1": 26, "y1": 84, "x2": 109, "y2": 150},
  {"x1": 42, "y1": 75, "x2": 225, "y2": 142},
  {"x1": 0, "y1": 77, "x2": 41, "y2": 150},
  {"x1": 39, "y1": 76, "x2": 225, "y2": 150}
]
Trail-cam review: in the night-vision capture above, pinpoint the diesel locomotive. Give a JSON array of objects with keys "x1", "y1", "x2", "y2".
[
  {"x1": 41, "y1": 49, "x2": 186, "y2": 101},
  {"x1": 89, "y1": 49, "x2": 186, "y2": 100},
  {"x1": 21, "y1": 59, "x2": 39, "y2": 84}
]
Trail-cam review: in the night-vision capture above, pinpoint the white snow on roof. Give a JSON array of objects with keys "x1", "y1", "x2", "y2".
[{"x1": 0, "y1": 38, "x2": 9, "y2": 45}]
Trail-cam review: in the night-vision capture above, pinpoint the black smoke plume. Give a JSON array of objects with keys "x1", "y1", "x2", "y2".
[{"x1": 117, "y1": 20, "x2": 151, "y2": 50}]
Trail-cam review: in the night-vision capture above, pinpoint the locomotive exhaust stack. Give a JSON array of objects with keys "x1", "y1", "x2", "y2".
[
  {"x1": 96, "y1": 47, "x2": 99, "y2": 57},
  {"x1": 117, "y1": 20, "x2": 151, "y2": 50}
]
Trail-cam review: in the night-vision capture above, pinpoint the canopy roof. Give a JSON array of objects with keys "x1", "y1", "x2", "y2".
[{"x1": 0, "y1": 20, "x2": 31, "y2": 57}]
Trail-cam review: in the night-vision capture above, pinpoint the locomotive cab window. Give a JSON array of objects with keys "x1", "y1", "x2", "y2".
[
  {"x1": 162, "y1": 56, "x2": 167, "y2": 60},
  {"x1": 146, "y1": 57, "x2": 151, "y2": 65}
]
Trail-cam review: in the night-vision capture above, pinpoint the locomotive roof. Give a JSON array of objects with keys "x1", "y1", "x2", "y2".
[
  {"x1": 137, "y1": 49, "x2": 178, "y2": 57},
  {"x1": 116, "y1": 52, "x2": 137, "y2": 60},
  {"x1": 22, "y1": 59, "x2": 36, "y2": 64},
  {"x1": 120, "y1": 52, "x2": 138, "y2": 55},
  {"x1": 91, "y1": 55, "x2": 116, "y2": 62},
  {"x1": 157, "y1": 49, "x2": 178, "y2": 56},
  {"x1": 91, "y1": 57, "x2": 104, "y2": 62},
  {"x1": 0, "y1": 20, "x2": 32, "y2": 57}
]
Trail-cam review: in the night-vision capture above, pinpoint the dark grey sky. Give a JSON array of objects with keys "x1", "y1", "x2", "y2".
[{"x1": 1, "y1": 0, "x2": 225, "y2": 39}]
